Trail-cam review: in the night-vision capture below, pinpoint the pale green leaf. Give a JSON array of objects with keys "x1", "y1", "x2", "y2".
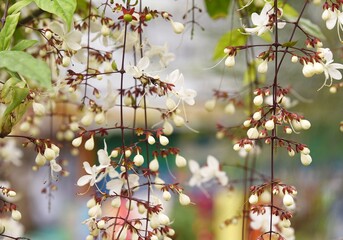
[
  {"x1": 0, "y1": 13, "x2": 20, "y2": 51},
  {"x1": 0, "y1": 51, "x2": 51, "y2": 88},
  {"x1": 205, "y1": 0, "x2": 231, "y2": 19},
  {"x1": 8, "y1": 0, "x2": 34, "y2": 15},
  {"x1": 299, "y1": 18, "x2": 326, "y2": 40},
  {"x1": 12, "y1": 39, "x2": 38, "y2": 51},
  {"x1": 213, "y1": 29, "x2": 248, "y2": 60},
  {"x1": 33, "y1": 0, "x2": 77, "y2": 30},
  {"x1": 282, "y1": 41, "x2": 298, "y2": 48},
  {"x1": 282, "y1": 3, "x2": 299, "y2": 19}
]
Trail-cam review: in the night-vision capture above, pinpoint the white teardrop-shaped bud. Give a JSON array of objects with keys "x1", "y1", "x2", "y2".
[
  {"x1": 45, "y1": 30, "x2": 52, "y2": 40},
  {"x1": 88, "y1": 204, "x2": 102, "y2": 217},
  {"x1": 158, "y1": 213, "x2": 170, "y2": 225},
  {"x1": 204, "y1": 99, "x2": 216, "y2": 112},
  {"x1": 233, "y1": 143, "x2": 241, "y2": 151},
  {"x1": 247, "y1": 127, "x2": 259, "y2": 139},
  {"x1": 149, "y1": 157, "x2": 159, "y2": 172},
  {"x1": 163, "y1": 121, "x2": 174, "y2": 135},
  {"x1": 253, "y1": 111, "x2": 262, "y2": 121},
  {"x1": 87, "y1": 198, "x2": 96, "y2": 208},
  {"x1": 111, "y1": 149, "x2": 119, "y2": 158},
  {"x1": 95, "y1": 112, "x2": 106, "y2": 124},
  {"x1": 248, "y1": 194, "x2": 258, "y2": 204},
  {"x1": 300, "y1": 153, "x2": 312, "y2": 166},
  {"x1": 288, "y1": 148, "x2": 295, "y2": 157},
  {"x1": 62, "y1": 56, "x2": 71, "y2": 67},
  {"x1": 11, "y1": 210, "x2": 22, "y2": 221},
  {"x1": 159, "y1": 135, "x2": 169, "y2": 146},
  {"x1": 322, "y1": 9, "x2": 330, "y2": 21},
  {"x1": 302, "y1": 63, "x2": 315, "y2": 77},
  {"x1": 224, "y1": 102, "x2": 235, "y2": 114},
  {"x1": 111, "y1": 197, "x2": 121, "y2": 208},
  {"x1": 291, "y1": 55, "x2": 298, "y2": 63},
  {"x1": 285, "y1": 126, "x2": 292, "y2": 134},
  {"x1": 300, "y1": 119, "x2": 311, "y2": 130},
  {"x1": 72, "y1": 136, "x2": 83, "y2": 147},
  {"x1": 253, "y1": 95, "x2": 263, "y2": 106},
  {"x1": 283, "y1": 193, "x2": 294, "y2": 207},
  {"x1": 175, "y1": 154, "x2": 187, "y2": 167},
  {"x1": 179, "y1": 193, "x2": 191, "y2": 206},
  {"x1": 81, "y1": 112, "x2": 94, "y2": 126},
  {"x1": 97, "y1": 219, "x2": 106, "y2": 229},
  {"x1": 243, "y1": 119, "x2": 251, "y2": 127},
  {"x1": 225, "y1": 55, "x2": 235, "y2": 67},
  {"x1": 124, "y1": 149, "x2": 132, "y2": 157},
  {"x1": 44, "y1": 147, "x2": 56, "y2": 161},
  {"x1": 265, "y1": 119, "x2": 275, "y2": 130},
  {"x1": 170, "y1": 20, "x2": 185, "y2": 34},
  {"x1": 133, "y1": 154, "x2": 144, "y2": 166},
  {"x1": 33, "y1": 102, "x2": 46, "y2": 116},
  {"x1": 138, "y1": 203, "x2": 146, "y2": 214},
  {"x1": 35, "y1": 152, "x2": 47, "y2": 166},
  {"x1": 173, "y1": 115, "x2": 185, "y2": 127},
  {"x1": 85, "y1": 136, "x2": 95, "y2": 151},
  {"x1": 163, "y1": 191, "x2": 172, "y2": 201},
  {"x1": 257, "y1": 60, "x2": 268, "y2": 73},
  {"x1": 148, "y1": 135, "x2": 156, "y2": 145}
]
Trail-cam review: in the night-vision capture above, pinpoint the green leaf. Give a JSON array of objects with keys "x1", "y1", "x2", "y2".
[
  {"x1": 205, "y1": 0, "x2": 231, "y2": 19},
  {"x1": 282, "y1": 41, "x2": 298, "y2": 48},
  {"x1": 282, "y1": 3, "x2": 299, "y2": 19},
  {"x1": 8, "y1": 0, "x2": 34, "y2": 15},
  {"x1": 0, "y1": 13, "x2": 20, "y2": 51},
  {"x1": 12, "y1": 39, "x2": 38, "y2": 51},
  {"x1": 213, "y1": 29, "x2": 248, "y2": 60},
  {"x1": 299, "y1": 18, "x2": 326, "y2": 40},
  {"x1": 3, "y1": 87, "x2": 29, "y2": 116},
  {"x1": 0, "y1": 82, "x2": 30, "y2": 138},
  {"x1": 33, "y1": 0, "x2": 77, "y2": 30},
  {"x1": 0, "y1": 51, "x2": 51, "y2": 88},
  {"x1": 1, "y1": 78, "x2": 23, "y2": 102}
]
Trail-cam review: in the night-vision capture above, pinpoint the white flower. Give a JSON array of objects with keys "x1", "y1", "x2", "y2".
[
  {"x1": 106, "y1": 173, "x2": 139, "y2": 195},
  {"x1": 166, "y1": 69, "x2": 197, "y2": 106},
  {"x1": 318, "y1": 48, "x2": 343, "y2": 89},
  {"x1": 77, "y1": 162, "x2": 105, "y2": 186},
  {"x1": 244, "y1": 3, "x2": 286, "y2": 36},
  {"x1": 126, "y1": 56, "x2": 150, "y2": 78},
  {"x1": 322, "y1": 8, "x2": 343, "y2": 31},
  {"x1": 50, "y1": 159, "x2": 62, "y2": 180},
  {"x1": 144, "y1": 43, "x2": 175, "y2": 68},
  {"x1": 0, "y1": 218, "x2": 24, "y2": 237},
  {"x1": 0, "y1": 139, "x2": 23, "y2": 166},
  {"x1": 49, "y1": 21, "x2": 82, "y2": 51},
  {"x1": 188, "y1": 160, "x2": 202, "y2": 187},
  {"x1": 200, "y1": 155, "x2": 228, "y2": 186},
  {"x1": 250, "y1": 207, "x2": 279, "y2": 232}
]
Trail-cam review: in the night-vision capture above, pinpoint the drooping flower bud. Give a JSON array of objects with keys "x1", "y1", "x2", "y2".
[
  {"x1": 163, "y1": 191, "x2": 172, "y2": 201},
  {"x1": 257, "y1": 60, "x2": 268, "y2": 73},
  {"x1": 11, "y1": 210, "x2": 22, "y2": 221},
  {"x1": 170, "y1": 20, "x2": 185, "y2": 34},
  {"x1": 225, "y1": 54, "x2": 236, "y2": 68},
  {"x1": 179, "y1": 193, "x2": 191, "y2": 206},
  {"x1": 283, "y1": 193, "x2": 294, "y2": 207},
  {"x1": 85, "y1": 136, "x2": 95, "y2": 151},
  {"x1": 159, "y1": 135, "x2": 169, "y2": 146},
  {"x1": 265, "y1": 119, "x2": 275, "y2": 130},
  {"x1": 148, "y1": 135, "x2": 156, "y2": 145},
  {"x1": 35, "y1": 152, "x2": 47, "y2": 166},
  {"x1": 149, "y1": 157, "x2": 159, "y2": 172},
  {"x1": 175, "y1": 154, "x2": 187, "y2": 167},
  {"x1": 253, "y1": 95, "x2": 263, "y2": 106},
  {"x1": 204, "y1": 99, "x2": 216, "y2": 112},
  {"x1": 248, "y1": 194, "x2": 258, "y2": 204},
  {"x1": 133, "y1": 153, "x2": 144, "y2": 166},
  {"x1": 44, "y1": 147, "x2": 56, "y2": 161},
  {"x1": 72, "y1": 136, "x2": 83, "y2": 147},
  {"x1": 247, "y1": 127, "x2": 259, "y2": 139},
  {"x1": 300, "y1": 153, "x2": 312, "y2": 166}
]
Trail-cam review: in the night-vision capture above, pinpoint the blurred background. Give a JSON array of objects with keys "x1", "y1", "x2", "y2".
[{"x1": 1, "y1": 1, "x2": 343, "y2": 240}]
